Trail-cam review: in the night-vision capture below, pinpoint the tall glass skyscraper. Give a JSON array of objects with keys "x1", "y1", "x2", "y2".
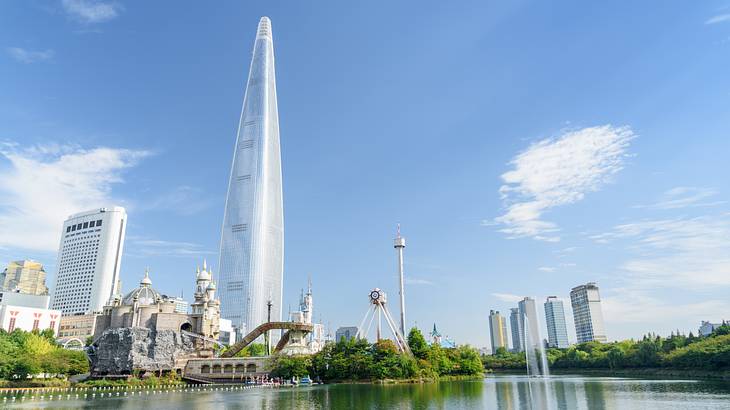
[
  {"x1": 570, "y1": 282, "x2": 607, "y2": 343},
  {"x1": 509, "y1": 307, "x2": 523, "y2": 352},
  {"x1": 518, "y1": 297, "x2": 541, "y2": 349},
  {"x1": 544, "y1": 296, "x2": 570, "y2": 348},
  {"x1": 218, "y1": 17, "x2": 283, "y2": 334}
]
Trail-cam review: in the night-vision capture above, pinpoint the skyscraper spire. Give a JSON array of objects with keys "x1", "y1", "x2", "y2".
[{"x1": 218, "y1": 16, "x2": 284, "y2": 335}]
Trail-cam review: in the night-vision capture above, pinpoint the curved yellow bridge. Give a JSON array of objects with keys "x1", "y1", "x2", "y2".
[{"x1": 220, "y1": 321, "x2": 313, "y2": 357}]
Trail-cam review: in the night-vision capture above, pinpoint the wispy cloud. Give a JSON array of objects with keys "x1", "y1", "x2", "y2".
[
  {"x1": 127, "y1": 237, "x2": 216, "y2": 258},
  {"x1": 491, "y1": 293, "x2": 524, "y2": 303},
  {"x1": 0, "y1": 143, "x2": 149, "y2": 251},
  {"x1": 139, "y1": 185, "x2": 213, "y2": 216},
  {"x1": 634, "y1": 187, "x2": 724, "y2": 210},
  {"x1": 492, "y1": 125, "x2": 635, "y2": 242},
  {"x1": 7, "y1": 47, "x2": 54, "y2": 64},
  {"x1": 538, "y1": 266, "x2": 555, "y2": 272},
  {"x1": 592, "y1": 215, "x2": 730, "y2": 288},
  {"x1": 404, "y1": 277, "x2": 434, "y2": 286},
  {"x1": 62, "y1": 0, "x2": 122, "y2": 24},
  {"x1": 603, "y1": 288, "x2": 730, "y2": 326},
  {"x1": 706, "y1": 14, "x2": 730, "y2": 25}
]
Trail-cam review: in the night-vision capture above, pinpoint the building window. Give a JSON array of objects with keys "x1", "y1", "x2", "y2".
[
  {"x1": 89, "y1": 221, "x2": 95, "y2": 227},
  {"x1": 83, "y1": 222, "x2": 88, "y2": 229},
  {"x1": 96, "y1": 220, "x2": 102, "y2": 226},
  {"x1": 66, "y1": 226, "x2": 71, "y2": 233},
  {"x1": 8, "y1": 318, "x2": 16, "y2": 332},
  {"x1": 72, "y1": 225, "x2": 77, "y2": 232},
  {"x1": 76, "y1": 223, "x2": 82, "y2": 230}
]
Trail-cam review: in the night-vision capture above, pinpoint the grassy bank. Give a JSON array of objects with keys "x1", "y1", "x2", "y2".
[
  {"x1": 547, "y1": 367, "x2": 730, "y2": 380},
  {"x1": 0, "y1": 378, "x2": 71, "y2": 389},
  {"x1": 489, "y1": 367, "x2": 730, "y2": 381}
]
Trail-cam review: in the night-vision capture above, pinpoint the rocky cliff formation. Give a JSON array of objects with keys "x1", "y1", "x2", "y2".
[{"x1": 89, "y1": 327, "x2": 203, "y2": 375}]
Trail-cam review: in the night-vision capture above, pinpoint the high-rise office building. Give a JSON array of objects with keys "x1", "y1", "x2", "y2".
[
  {"x1": 518, "y1": 297, "x2": 541, "y2": 349},
  {"x1": 0, "y1": 260, "x2": 49, "y2": 295},
  {"x1": 489, "y1": 310, "x2": 509, "y2": 352},
  {"x1": 50, "y1": 207, "x2": 127, "y2": 315},
  {"x1": 544, "y1": 296, "x2": 570, "y2": 348},
  {"x1": 570, "y1": 282, "x2": 607, "y2": 343},
  {"x1": 218, "y1": 17, "x2": 284, "y2": 333},
  {"x1": 509, "y1": 307, "x2": 522, "y2": 352}
]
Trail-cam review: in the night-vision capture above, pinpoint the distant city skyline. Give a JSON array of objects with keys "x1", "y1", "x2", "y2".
[{"x1": 2, "y1": 2, "x2": 730, "y2": 346}]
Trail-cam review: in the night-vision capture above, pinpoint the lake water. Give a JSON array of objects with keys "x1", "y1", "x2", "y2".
[{"x1": 4, "y1": 375, "x2": 730, "y2": 409}]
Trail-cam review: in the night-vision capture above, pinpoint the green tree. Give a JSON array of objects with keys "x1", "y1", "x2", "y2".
[
  {"x1": 270, "y1": 355, "x2": 312, "y2": 379},
  {"x1": 233, "y1": 342, "x2": 267, "y2": 357},
  {"x1": 607, "y1": 345, "x2": 625, "y2": 369},
  {"x1": 407, "y1": 327, "x2": 429, "y2": 360}
]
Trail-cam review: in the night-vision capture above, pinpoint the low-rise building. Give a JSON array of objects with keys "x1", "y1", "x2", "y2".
[
  {"x1": 0, "y1": 291, "x2": 51, "y2": 309},
  {"x1": 0, "y1": 290, "x2": 60, "y2": 334},
  {"x1": 168, "y1": 296, "x2": 189, "y2": 314},
  {"x1": 0, "y1": 304, "x2": 60, "y2": 334},
  {"x1": 57, "y1": 313, "x2": 99, "y2": 348},
  {"x1": 219, "y1": 318, "x2": 235, "y2": 345},
  {"x1": 699, "y1": 321, "x2": 725, "y2": 337}
]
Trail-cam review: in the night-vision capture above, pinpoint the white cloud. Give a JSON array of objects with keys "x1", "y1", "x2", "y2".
[
  {"x1": 404, "y1": 277, "x2": 434, "y2": 286},
  {"x1": 538, "y1": 266, "x2": 555, "y2": 272},
  {"x1": 494, "y1": 125, "x2": 635, "y2": 241},
  {"x1": 603, "y1": 288, "x2": 730, "y2": 326},
  {"x1": 140, "y1": 185, "x2": 213, "y2": 215},
  {"x1": 62, "y1": 0, "x2": 122, "y2": 23},
  {"x1": 559, "y1": 262, "x2": 576, "y2": 267},
  {"x1": 706, "y1": 14, "x2": 730, "y2": 25},
  {"x1": 594, "y1": 215, "x2": 730, "y2": 288},
  {"x1": 634, "y1": 186, "x2": 724, "y2": 210},
  {"x1": 491, "y1": 293, "x2": 524, "y2": 303},
  {"x1": 126, "y1": 237, "x2": 216, "y2": 258},
  {"x1": 7, "y1": 47, "x2": 54, "y2": 64},
  {"x1": 0, "y1": 143, "x2": 149, "y2": 251}
]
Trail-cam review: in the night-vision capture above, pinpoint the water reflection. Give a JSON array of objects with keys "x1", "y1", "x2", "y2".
[{"x1": 10, "y1": 376, "x2": 730, "y2": 409}]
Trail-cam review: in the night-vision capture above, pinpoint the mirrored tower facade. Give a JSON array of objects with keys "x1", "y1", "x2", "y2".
[{"x1": 218, "y1": 17, "x2": 283, "y2": 335}]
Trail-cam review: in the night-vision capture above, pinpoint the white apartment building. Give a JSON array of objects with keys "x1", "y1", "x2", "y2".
[
  {"x1": 51, "y1": 207, "x2": 127, "y2": 315},
  {"x1": 570, "y1": 282, "x2": 607, "y2": 343}
]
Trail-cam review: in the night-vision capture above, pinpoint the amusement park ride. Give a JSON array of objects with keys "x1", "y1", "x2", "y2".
[{"x1": 355, "y1": 288, "x2": 412, "y2": 355}]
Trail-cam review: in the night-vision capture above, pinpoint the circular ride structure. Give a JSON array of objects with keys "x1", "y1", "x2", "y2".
[{"x1": 356, "y1": 288, "x2": 412, "y2": 355}]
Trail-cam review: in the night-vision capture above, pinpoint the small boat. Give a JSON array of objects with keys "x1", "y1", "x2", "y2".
[{"x1": 300, "y1": 376, "x2": 312, "y2": 385}]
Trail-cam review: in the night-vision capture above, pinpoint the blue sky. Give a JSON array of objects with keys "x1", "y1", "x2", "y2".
[{"x1": 1, "y1": 0, "x2": 730, "y2": 349}]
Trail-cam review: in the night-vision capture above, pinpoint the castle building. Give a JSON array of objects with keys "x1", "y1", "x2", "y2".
[
  {"x1": 93, "y1": 262, "x2": 220, "y2": 341},
  {"x1": 281, "y1": 279, "x2": 325, "y2": 355}
]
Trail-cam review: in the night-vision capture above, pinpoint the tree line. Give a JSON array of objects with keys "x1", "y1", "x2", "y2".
[
  {"x1": 0, "y1": 329, "x2": 88, "y2": 382},
  {"x1": 483, "y1": 324, "x2": 730, "y2": 371},
  {"x1": 270, "y1": 327, "x2": 483, "y2": 381}
]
